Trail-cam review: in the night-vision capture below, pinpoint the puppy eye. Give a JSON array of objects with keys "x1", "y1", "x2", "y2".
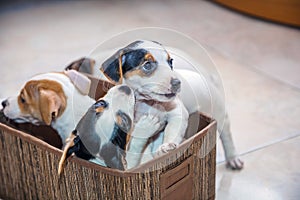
[
  {"x1": 20, "y1": 96, "x2": 26, "y2": 104},
  {"x1": 95, "y1": 99, "x2": 108, "y2": 108},
  {"x1": 168, "y1": 58, "x2": 173, "y2": 70},
  {"x1": 142, "y1": 61, "x2": 152, "y2": 71}
]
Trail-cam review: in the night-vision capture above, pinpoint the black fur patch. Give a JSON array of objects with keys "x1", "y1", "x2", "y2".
[
  {"x1": 101, "y1": 48, "x2": 147, "y2": 83},
  {"x1": 99, "y1": 124, "x2": 128, "y2": 170},
  {"x1": 122, "y1": 49, "x2": 147, "y2": 74},
  {"x1": 110, "y1": 124, "x2": 127, "y2": 150},
  {"x1": 118, "y1": 85, "x2": 132, "y2": 95},
  {"x1": 101, "y1": 50, "x2": 123, "y2": 83},
  {"x1": 67, "y1": 135, "x2": 94, "y2": 160}
]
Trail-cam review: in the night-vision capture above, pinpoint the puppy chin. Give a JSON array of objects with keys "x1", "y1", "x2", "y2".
[
  {"x1": 3, "y1": 108, "x2": 21, "y2": 122},
  {"x1": 138, "y1": 91, "x2": 177, "y2": 102},
  {"x1": 3, "y1": 106, "x2": 41, "y2": 125},
  {"x1": 5, "y1": 114, "x2": 41, "y2": 125}
]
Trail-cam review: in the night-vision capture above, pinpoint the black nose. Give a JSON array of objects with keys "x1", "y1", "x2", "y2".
[
  {"x1": 171, "y1": 78, "x2": 181, "y2": 93},
  {"x1": 1, "y1": 100, "x2": 8, "y2": 108}
]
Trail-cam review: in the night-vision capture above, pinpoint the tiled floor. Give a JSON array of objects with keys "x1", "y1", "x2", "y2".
[{"x1": 0, "y1": 1, "x2": 299, "y2": 199}]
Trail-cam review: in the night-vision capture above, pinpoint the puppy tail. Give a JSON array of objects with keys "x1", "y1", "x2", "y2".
[{"x1": 58, "y1": 131, "x2": 77, "y2": 176}]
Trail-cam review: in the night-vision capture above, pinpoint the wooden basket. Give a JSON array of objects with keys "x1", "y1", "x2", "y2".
[{"x1": 0, "y1": 77, "x2": 216, "y2": 200}]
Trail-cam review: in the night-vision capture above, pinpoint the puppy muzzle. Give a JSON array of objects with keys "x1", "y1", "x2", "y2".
[{"x1": 1, "y1": 99, "x2": 8, "y2": 109}]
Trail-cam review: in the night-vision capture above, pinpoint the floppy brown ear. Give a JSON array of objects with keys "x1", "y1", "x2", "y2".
[
  {"x1": 39, "y1": 89, "x2": 66, "y2": 125},
  {"x1": 115, "y1": 110, "x2": 132, "y2": 133},
  {"x1": 65, "y1": 57, "x2": 95, "y2": 75},
  {"x1": 100, "y1": 50, "x2": 124, "y2": 85}
]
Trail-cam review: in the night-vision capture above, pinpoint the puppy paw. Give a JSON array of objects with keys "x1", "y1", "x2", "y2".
[
  {"x1": 133, "y1": 115, "x2": 161, "y2": 138},
  {"x1": 226, "y1": 156, "x2": 244, "y2": 170},
  {"x1": 156, "y1": 143, "x2": 177, "y2": 156}
]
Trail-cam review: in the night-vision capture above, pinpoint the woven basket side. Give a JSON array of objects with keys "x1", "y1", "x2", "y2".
[{"x1": 0, "y1": 118, "x2": 216, "y2": 200}]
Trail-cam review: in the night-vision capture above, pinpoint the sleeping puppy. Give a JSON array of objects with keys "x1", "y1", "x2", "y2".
[
  {"x1": 100, "y1": 40, "x2": 243, "y2": 170},
  {"x1": 1, "y1": 70, "x2": 95, "y2": 146},
  {"x1": 58, "y1": 85, "x2": 162, "y2": 174}
]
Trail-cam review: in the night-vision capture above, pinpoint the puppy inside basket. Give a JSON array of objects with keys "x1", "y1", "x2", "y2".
[{"x1": 58, "y1": 83, "x2": 191, "y2": 174}]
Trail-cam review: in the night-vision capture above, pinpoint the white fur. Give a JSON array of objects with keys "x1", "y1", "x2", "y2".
[
  {"x1": 99, "y1": 40, "x2": 243, "y2": 169},
  {"x1": 94, "y1": 85, "x2": 135, "y2": 146}
]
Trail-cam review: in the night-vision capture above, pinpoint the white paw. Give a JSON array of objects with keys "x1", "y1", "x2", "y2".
[
  {"x1": 226, "y1": 156, "x2": 244, "y2": 170},
  {"x1": 133, "y1": 115, "x2": 161, "y2": 138},
  {"x1": 156, "y1": 143, "x2": 177, "y2": 156}
]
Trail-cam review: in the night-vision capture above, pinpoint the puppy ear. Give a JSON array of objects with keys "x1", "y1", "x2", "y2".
[
  {"x1": 101, "y1": 50, "x2": 125, "y2": 85},
  {"x1": 115, "y1": 110, "x2": 132, "y2": 133},
  {"x1": 65, "y1": 57, "x2": 95, "y2": 75},
  {"x1": 39, "y1": 89, "x2": 66, "y2": 125},
  {"x1": 64, "y1": 69, "x2": 91, "y2": 95}
]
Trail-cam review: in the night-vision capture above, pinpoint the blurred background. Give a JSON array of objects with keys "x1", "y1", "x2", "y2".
[{"x1": 0, "y1": 0, "x2": 299, "y2": 199}]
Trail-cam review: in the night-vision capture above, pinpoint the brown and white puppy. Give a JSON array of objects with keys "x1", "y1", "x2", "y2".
[
  {"x1": 1, "y1": 70, "x2": 95, "y2": 146},
  {"x1": 100, "y1": 40, "x2": 243, "y2": 170}
]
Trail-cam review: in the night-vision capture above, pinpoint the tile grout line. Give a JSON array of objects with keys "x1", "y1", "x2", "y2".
[
  {"x1": 208, "y1": 47, "x2": 300, "y2": 93},
  {"x1": 217, "y1": 133, "x2": 300, "y2": 165},
  {"x1": 241, "y1": 63, "x2": 300, "y2": 92}
]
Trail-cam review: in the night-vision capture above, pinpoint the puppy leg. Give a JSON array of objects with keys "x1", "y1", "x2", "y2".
[
  {"x1": 126, "y1": 138, "x2": 149, "y2": 169},
  {"x1": 126, "y1": 115, "x2": 161, "y2": 169},
  {"x1": 219, "y1": 113, "x2": 244, "y2": 170},
  {"x1": 157, "y1": 101, "x2": 189, "y2": 155}
]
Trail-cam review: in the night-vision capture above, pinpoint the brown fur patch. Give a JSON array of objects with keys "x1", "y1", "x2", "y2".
[
  {"x1": 167, "y1": 52, "x2": 171, "y2": 61},
  {"x1": 18, "y1": 79, "x2": 67, "y2": 125},
  {"x1": 123, "y1": 68, "x2": 147, "y2": 79},
  {"x1": 117, "y1": 54, "x2": 124, "y2": 84},
  {"x1": 145, "y1": 53, "x2": 155, "y2": 62},
  {"x1": 95, "y1": 106, "x2": 105, "y2": 113}
]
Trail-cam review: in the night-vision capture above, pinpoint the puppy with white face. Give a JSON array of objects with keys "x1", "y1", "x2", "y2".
[
  {"x1": 2, "y1": 70, "x2": 95, "y2": 145},
  {"x1": 100, "y1": 40, "x2": 243, "y2": 170},
  {"x1": 58, "y1": 85, "x2": 161, "y2": 173},
  {"x1": 100, "y1": 40, "x2": 190, "y2": 168}
]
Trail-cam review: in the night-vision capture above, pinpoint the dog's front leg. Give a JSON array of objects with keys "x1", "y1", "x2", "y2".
[
  {"x1": 157, "y1": 100, "x2": 189, "y2": 154},
  {"x1": 126, "y1": 115, "x2": 162, "y2": 169}
]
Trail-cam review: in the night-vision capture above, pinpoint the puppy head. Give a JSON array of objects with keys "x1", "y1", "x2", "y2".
[
  {"x1": 2, "y1": 80, "x2": 66, "y2": 126},
  {"x1": 73, "y1": 85, "x2": 134, "y2": 170},
  {"x1": 100, "y1": 40, "x2": 181, "y2": 102},
  {"x1": 93, "y1": 85, "x2": 135, "y2": 136},
  {"x1": 75, "y1": 85, "x2": 134, "y2": 152}
]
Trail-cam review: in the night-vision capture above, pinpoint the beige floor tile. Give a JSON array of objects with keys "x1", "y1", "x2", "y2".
[
  {"x1": 210, "y1": 51, "x2": 300, "y2": 161},
  {"x1": 217, "y1": 136, "x2": 300, "y2": 200}
]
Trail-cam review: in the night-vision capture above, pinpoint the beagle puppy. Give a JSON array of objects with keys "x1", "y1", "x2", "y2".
[
  {"x1": 101, "y1": 41, "x2": 191, "y2": 169},
  {"x1": 1, "y1": 69, "x2": 95, "y2": 146},
  {"x1": 100, "y1": 40, "x2": 243, "y2": 170},
  {"x1": 58, "y1": 85, "x2": 162, "y2": 174}
]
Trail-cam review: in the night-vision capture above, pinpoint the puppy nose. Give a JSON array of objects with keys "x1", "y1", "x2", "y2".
[
  {"x1": 170, "y1": 78, "x2": 181, "y2": 93},
  {"x1": 1, "y1": 100, "x2": 8, "y2": 108}
]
